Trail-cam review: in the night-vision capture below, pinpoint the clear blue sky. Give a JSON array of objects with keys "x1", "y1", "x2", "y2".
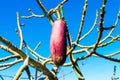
[{"x1": 0, "y1": 0, "x2": 120, "y2": 80}]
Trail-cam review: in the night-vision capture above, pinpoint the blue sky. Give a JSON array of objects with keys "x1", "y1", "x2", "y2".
[{"x1": 0, "y1": 0, "x2": 120, "y2": 80}]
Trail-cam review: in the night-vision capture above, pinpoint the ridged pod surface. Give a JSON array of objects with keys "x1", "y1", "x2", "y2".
[{"x1": 50, "y1": 19, "x2": 67, "y2": 66}]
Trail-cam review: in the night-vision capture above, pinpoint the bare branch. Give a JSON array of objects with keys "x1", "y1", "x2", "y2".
[
  {"x1": 103, "y1": 25, "x2": 115, "y2": 30},
  {"x1": 92, "y1": 50, "x2": 120, "y2": 58},
  {"x1": 55, "y1": 0, "x2": 68, "y2": 9},
  {"x1": 69, "y1": 47, "x2": 85, "y2": 80},
  {"x1": 79, "y1": 10, "x2": 98, "y2": 41},
  {"x1": 0, "y1": 59, "x2": 22, "y2": 70},
  {"x1": 67, "y1": 28, "x2": 72, "y2": 47},
  {"x1": 36, "y1": 0, "x2": 53, "y2": 24},
  {"x1": 13, "y1": 57, "x2": 29, "y2": 80},
  {"x1": 48, "y1": 0, "x2": 68, "y2": 16},
  {"x1": 26, "y1": 44, "x2": 47, "y2": 60},
  {"x1": 91, "y1": 0, "x2": 107, "y2": 52},
  {"x1": 72, "y1": 62, "x2": 85, "y2": 80},
  {"x1": 25, "y1": 66, "x2": 34, "y2": 80},
  {"x1": 34, "y1": 41, "x2": 41, "y2": 51},
  {"x1": 0, "y1": 36, "x2": 57, "y2": 80},
  {"x1": 0, "y1": 0, "x2": 120, "y2": 80},
  {"x1": 0, "y1": 66, "x2": 10, "y2": 70},
  {"x1": 75, "y1": 50, "x2": 91, "y2": 62},
  {"x1": 72, "y1": 49, "x2": 87, "y2": 54},
  {"x1": 105, "y1": 51, "x2": 120, "y2": 57},
  {"x1": 99, "y1": 35, "x2": 120, "y2": 47},
  {"x1": 42, "y1": 58, "x2": 52, "y2": 66},
  {"x1": 22, "y1": 8, "x2": 45, "y2": 19},
  {"x1": 16, "y1": 12, "x2": 24, "y2": 50},
  {"x1": 100, "y1": 10, "x2": 120, "y2": 44},
  {"x1": 63, "y1": 62, "x2": 72, "y2": 66},
  {"x1": 52, "y1": 66, "x2": 58, "y2": 76},
  {"x1": 0, "y1": 55, "x2": 20, "y2": 62},
  {"x1": 67, "y1": 0, "x2": 88, "y2": 56},
  {"x1": 0, "y1": 44, "x2": 19, "y2": 55},
  {"x1": 76, "y1": 0, "x2": 88, "y2": 44},
  {"x1": 93, "y1": 52, "x2": 120, "y2": 62}
]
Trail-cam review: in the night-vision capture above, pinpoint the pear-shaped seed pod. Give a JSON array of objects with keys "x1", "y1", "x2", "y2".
[{"x1": 50, "y1": 19, "x2": 67, "y2": 66}]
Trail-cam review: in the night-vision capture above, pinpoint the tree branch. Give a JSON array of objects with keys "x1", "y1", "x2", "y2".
[
  {"x1": 16, "y1": 12, "x2": 24, "y2": 50},
  {"x1": 0, "y1": 55, "x2": 20, "y2": 62},
  {"x1": 93, "y1": 52, "x2": 120, "y2": 62},
  {"x1": 100, "y1": 10, "x2": 120, "y2": 44},
  {"x1": 79, "y1": 10, "x2": 98, "y2": 41},
  {"x1": 36, "y1": 0, "x2": 53, "y2": 24},
  {"x1": 22, "y1": 8, "x2": 45, "y2": 19},
  {"x1": 0, "y1": 59, "x2": 22, "y2": 70},
  {"x1": 13, "y1": 56, "x2": 29, "y2": 80},
  {"x1": 0, "y1": 36, "x2": 57, "y2": 80}
]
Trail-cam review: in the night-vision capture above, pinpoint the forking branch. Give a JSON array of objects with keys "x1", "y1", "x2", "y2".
[{"x1": 0, "y1": 0, "x2": 120, "y2": 80}]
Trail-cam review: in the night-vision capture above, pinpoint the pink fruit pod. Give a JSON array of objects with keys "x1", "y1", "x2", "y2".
[{"x1": 50, "y1": 19, "x2": 67, "y2": 66}]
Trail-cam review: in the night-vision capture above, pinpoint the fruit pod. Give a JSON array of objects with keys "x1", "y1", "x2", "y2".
[{"x1": 50, "y1": 19, "x2": 67, "y2": 66}]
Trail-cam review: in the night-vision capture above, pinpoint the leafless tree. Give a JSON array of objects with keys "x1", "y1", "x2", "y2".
[{"x1": 0, "y1": 0, "x2": 120, "y2": 80}]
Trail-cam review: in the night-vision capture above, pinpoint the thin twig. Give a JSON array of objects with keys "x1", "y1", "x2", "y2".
[
  {"x1": 0, "y1": 59, "x2": 23, "y2": 70},
  {"x1": 100, "y1": 10, "x2": 120, "y2": 44},
  {"x1": 55, "y1": 0, "x2": 68, "y2": 9},
  {"x1": 99, "y1": 35, "x2": 120, "y2": 47},
  {"x1": 79, "y1": 10, "x2": 98, "y2": 41},
  {"x1": 36, "y1": 0, "x2": 53, "y2": 24},
  {"x1": 0, "y1": 55, "x2": 20, "y2": 62},
  {"x1": 16, "y1": 12, "x2": 24, "y2": 50},
  {"x1": 13, "y1": 56, "x2": 29, "y2": 80},
  {"x1": 105, "y1": 51, "x2": 120, "y2": 57},
  {"x1": 75, "y1": 50, "x2": 91, "y2": 62},
  {"x1": 0, "y1": 66, "x2": 10, "y2": 70},
  {"x1": 76, "y1": 0, "x2": 88, "y2": 44},
  {"x1": 26, "y1": 44, "x2": 47, "y2": 60},
  {"x1": 93, "y1": 52, "x2": 120, "y2": 62},
  {"x1": 63, "y1": 62, "x2": 72, "y2": 66},
  {"x1": 67, "y1": 0, "x2": 88, "y2": 56},
  {"x1": 34, "y1": 41, "x2": 41, "y2": 51},
  {"x1": 48, "y1": 0, "x2": 68, "y2": 17},
  {"x1": 72, "y1": 49, "x2": 87, "y2": 54},
  {"x1": 22, "y1": 8, "x2": 45, "y2": 19},
  {"x1": 42, "y1": 58, "x2": 52, "y2": 66},
  {"x1": 66, "y1": 25, "x2": 72, "y2": 53}
]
